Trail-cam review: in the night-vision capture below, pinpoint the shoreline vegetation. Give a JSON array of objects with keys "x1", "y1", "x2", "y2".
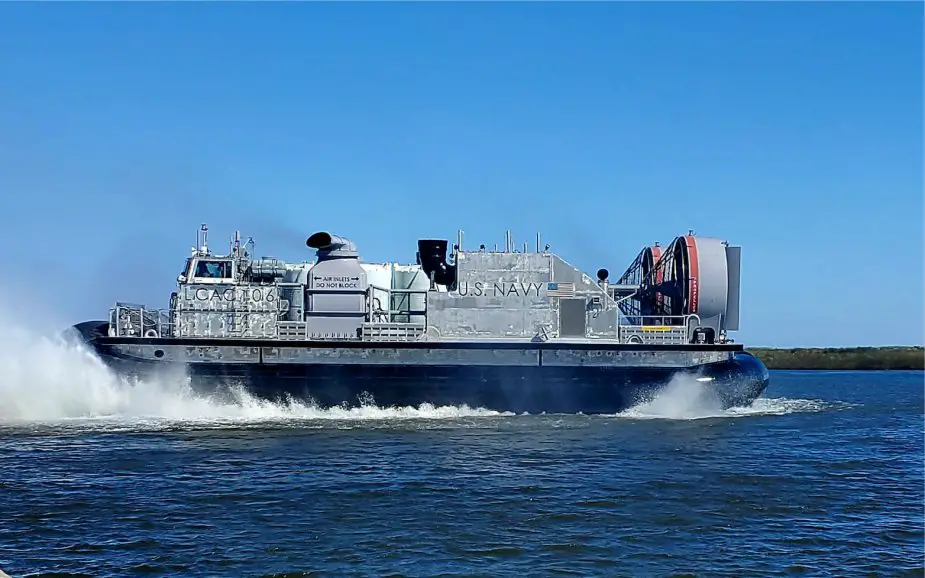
[{"x1": 746, "y1": 346, "x2": 924, "y2": 371}]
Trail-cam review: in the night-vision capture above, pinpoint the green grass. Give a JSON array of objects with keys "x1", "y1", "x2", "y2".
[{"x1": 746, "y1": 346, "x2": 924, "y2": 370}]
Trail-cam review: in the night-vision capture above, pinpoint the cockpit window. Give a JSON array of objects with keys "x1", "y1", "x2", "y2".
[{"x1": 194, "y1": 260, "x2": 232, "y2": 279}]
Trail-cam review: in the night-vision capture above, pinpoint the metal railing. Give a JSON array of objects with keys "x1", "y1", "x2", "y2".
[
  {"x1": 109, "y1": 283, "x2": 432, "y2": 341},
  {"x1": 109, "y1": 303, "x2": 172, "y2": 339},
  {"x1": 360, "y1": 322, "x2": 426, "y2": 342},
  {"x1": 366, "y1": 283, "x2": 429, "y2": 326},
  {"x1": 110, "y1": 287, "x2": 714, "y2": 346},
  {"x1": 617, "y1": 314, "x2": 703, "y2": 345},
  {"x1": 110, "y1": 304, "x2": 287, "y2": 340}
]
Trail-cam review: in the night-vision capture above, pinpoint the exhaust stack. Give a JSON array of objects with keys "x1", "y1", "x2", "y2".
[
  {"x1": 306, "y1": 232, "x2": 358, "y2": 261},
  {"x1": 416, "y1": 239, "x2": 457, "y2": 288}
]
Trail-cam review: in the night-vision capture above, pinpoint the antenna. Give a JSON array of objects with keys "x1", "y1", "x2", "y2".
[
  {"x1": 231, "y1": 230, "x2": 242, "y2": 257},
  {"x1": 199, "y1": 223, "x2": 209, "y2": 255}
]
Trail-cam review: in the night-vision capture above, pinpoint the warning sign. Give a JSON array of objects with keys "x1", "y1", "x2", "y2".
[{"x1": 313, "y1": 275, "x2": 360, "y2": 289}]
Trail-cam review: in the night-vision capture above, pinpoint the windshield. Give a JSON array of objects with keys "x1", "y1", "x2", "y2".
[{"x1": 194, "y1": 260, "x2": 232, "y2": 279}]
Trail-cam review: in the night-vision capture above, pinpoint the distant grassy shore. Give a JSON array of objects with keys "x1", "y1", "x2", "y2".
[{"x1": 746, "y1": 346, "x2": 924, "y2": 371}]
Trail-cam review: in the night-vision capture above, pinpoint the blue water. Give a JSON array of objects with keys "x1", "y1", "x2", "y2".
[{"x1": 0, "y1": 355, "x2": 922, "y2": 576}]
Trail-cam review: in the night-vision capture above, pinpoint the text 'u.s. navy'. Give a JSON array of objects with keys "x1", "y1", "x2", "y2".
[{"x1": 456, "y1": 281, "x2": 544, "y2": 297}]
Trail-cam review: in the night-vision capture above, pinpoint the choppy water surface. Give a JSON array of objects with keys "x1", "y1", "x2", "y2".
[{"x1": 0, "y1": 327, "x2": 922, "y2": 576}]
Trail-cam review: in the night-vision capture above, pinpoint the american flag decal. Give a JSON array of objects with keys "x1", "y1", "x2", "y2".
[{"x1": 546, "y1": 282, "x2": 575, "y2": 297}]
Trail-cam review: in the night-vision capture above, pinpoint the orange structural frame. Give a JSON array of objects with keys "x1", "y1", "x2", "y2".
[{"x1": 684, "y1": 235, "x2": 700, "y2": 314}]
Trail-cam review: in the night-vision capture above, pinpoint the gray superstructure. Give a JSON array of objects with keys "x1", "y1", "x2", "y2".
[
  {"x1": 110, "y1": 225, "x2": 740, "y2": 350},
  {"x1": 75, "y1": 223, "x2": 768, "y2": 413}
]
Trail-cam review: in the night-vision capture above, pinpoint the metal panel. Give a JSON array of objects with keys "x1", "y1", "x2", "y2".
[
  {"x1": 689, "y1": 236, "x2": 730, "y2": 320},
  {"x1": 305, "y1": 257, "x2": 368, "y2": 339},
  {"x1": 725, "y1": 245, "x2": 741, "y2": 331},
  {"x1": 551, "y1": 254, "x2": 616, "y2": 338},
  {"x1": 113, "y1": 343, "x2": 731, "y2": 369},
  {"x1": 541, "y1": 349, "x2": 730, "y2": 367},
  {"x1": 173, "y1": 283, "x2": 280, "y2": 338},
  {"x1": 558, "y1": 298, "x2": 587, "y2": 337},
  {"x1": 117, "y1": 344, "x2": 261, "y2": 364},
  {"x1": 426, "y1": 252, "x2": 555, "y2": 338},
  {"x1": 262, "y1": 347, "x2": 540, "y2": 366}
]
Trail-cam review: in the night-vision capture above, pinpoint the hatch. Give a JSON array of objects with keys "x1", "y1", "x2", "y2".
[{"x1": 558, "y1": 298, "x2": 586, "y2": 337}]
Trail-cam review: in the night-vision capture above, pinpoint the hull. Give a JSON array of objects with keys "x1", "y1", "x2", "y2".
[{"x1": 67, "y1": 321, "x2": 770, "y2": 415}]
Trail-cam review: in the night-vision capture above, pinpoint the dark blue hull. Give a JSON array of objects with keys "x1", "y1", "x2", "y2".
[
  {"x1": 68, "y1": 323, "x2": 769, "y2": 414},
  {"x1": 69, "y1": 323, "x2": 770, "y2": 415},
  {"x1": 111, "y1": 355, "x2": 768, "y2": 414}
]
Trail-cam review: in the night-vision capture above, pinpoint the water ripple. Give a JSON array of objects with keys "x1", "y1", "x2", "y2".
[{"x1": 0, "y1": 365, "x2": 922, "y2": 576}]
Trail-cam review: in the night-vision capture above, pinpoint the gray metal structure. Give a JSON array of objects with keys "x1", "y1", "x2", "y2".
[
  {"x1": 110, "y1": 225, "x2": 741, "y2": 347},
  {"x1": 72, "y1": 223, "x2": 770, "y2": 413}
]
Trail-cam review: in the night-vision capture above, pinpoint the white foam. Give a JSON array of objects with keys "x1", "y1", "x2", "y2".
[
  {"x1": 613, "y1": 372, "x2": 846, "y2": 420},
  {"x1": 0, "y1": 289, "x2": 845, "y2": 429},
  {"x1": 0, "y1": 300, "x2": 509, "y2": 428}
]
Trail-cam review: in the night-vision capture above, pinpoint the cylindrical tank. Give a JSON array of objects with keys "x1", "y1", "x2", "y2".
[
  {"x1": 391, "y1": 265, "x2": 429, "y2": 325},
  {"x1": 361, "y1": 263, "x2": 393, "y2": 323},
  {"x1": 250, "y1": 258, "x2": 287, "y2": 281}
]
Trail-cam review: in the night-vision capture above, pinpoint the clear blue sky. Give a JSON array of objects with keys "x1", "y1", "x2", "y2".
[{"x1": 0, "y1": 2, "x2": 921, "y2": 348}]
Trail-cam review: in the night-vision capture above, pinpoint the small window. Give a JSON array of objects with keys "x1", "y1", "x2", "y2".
[{"x1": 195, "y1": 260, "x2": 232, "y2": 279}]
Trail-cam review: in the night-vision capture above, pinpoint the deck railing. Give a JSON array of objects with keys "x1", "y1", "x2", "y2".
[
  {"x1": 109, "y1": 288, "x2": 713, "y2": 345},
  {"x1": 617, "y1": 314, "x2": 703, "y2": 345},
  {"x1": 109, "y1": 284, "x2": 431, "y2": 340}
]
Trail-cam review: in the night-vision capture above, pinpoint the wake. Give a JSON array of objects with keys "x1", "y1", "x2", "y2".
[
  {"x1": 0, "y1": 312, "x2": 509, "y2": 427},
  {"x1": 613, "y1": 371, "x2": 846, "y2": 420},
  {"x1": 0, "y1": 294, "x2": 842, "y2": 428}
]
